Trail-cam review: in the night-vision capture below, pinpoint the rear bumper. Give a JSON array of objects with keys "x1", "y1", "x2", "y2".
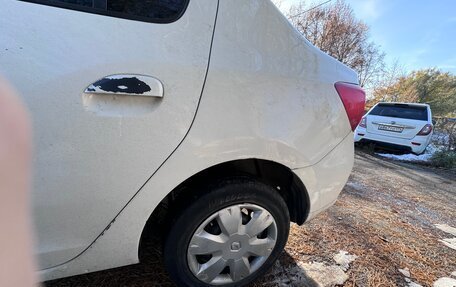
[
  {"x1": 353, "y1": 127, "x2": 431, "y2": 154},
  {"x1": 293, "y1": 132, "x2": 354, "y2": 222}
]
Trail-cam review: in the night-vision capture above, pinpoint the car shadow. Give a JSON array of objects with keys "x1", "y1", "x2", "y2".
[
  {"x1": 45, "y1": 240, "x2": 319, "y2": 287},
  {"x1": 44, "y1": 231, "x2": 175, "y2": 287},
  {"x1": 254, "y1": 251, "x2": 320, "y2": 287}
]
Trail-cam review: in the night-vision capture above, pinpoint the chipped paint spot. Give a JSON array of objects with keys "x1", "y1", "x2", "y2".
[
  {"x1": 90, "y1": 77, "x2": 151, "y2": 95},
  {"x1": 84, "y1": 74, "x2": 164, "y2": 98}
]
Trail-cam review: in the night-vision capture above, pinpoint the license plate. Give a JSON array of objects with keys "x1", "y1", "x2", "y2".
[{"x1": 378, "y1": 125, "x2": 403, "y2": 133}]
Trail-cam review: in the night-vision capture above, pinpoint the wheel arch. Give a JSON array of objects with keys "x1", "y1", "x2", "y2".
[{"x1": 138, "y1": 158, "x2": 310, "y2": 259}]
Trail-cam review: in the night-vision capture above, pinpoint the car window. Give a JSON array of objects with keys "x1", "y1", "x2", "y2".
[
  {"x1": 56, "y1": 0, "x2": 93, "y2": 7},
  {"x1": 22, "y1": 0, "x2": 189, "y2": 23},
  {"x1": 107, "y1": 0, "x2": 187, "y2": 20},
  {"x1": 369, "y1": 104, "x2": 428, "y2": 121}
]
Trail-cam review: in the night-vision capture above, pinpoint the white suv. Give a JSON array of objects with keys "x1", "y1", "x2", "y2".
[
  {"x1": 1, "y1": 0, "x2": 365, "y2": 286},
  {"x1": 354, "y1": 103, "x2": 433, "y2": 154}
]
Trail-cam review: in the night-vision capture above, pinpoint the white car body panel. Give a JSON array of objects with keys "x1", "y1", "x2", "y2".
[
  {"x1": 1, "y1": 0, "x2": 218, "y2": 269},
  {"x1": 1, "y1": 0, "x2": 359, "y2": 281},
  {"x1": 354, "y1": 103, "x2": 433, "y2": 154}
]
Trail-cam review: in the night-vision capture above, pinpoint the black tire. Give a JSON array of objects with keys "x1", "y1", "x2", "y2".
[{"x1": 164, "y1": 177, "x2": 290, "y2": 287}]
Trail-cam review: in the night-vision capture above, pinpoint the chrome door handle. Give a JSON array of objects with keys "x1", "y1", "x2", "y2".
[{"x1": 84, "y1": 74, "x2": 163, "y2": 98}]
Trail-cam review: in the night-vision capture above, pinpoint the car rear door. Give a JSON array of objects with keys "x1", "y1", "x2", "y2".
[
  {"x1": 0, "y1": 0, "x2": 217, "y2": 269},
  {"x1": 366, "y1": 104, "x2": 428, "y2": 139}
]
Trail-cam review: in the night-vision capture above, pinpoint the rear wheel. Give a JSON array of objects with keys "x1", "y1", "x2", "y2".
[{"x1": 164, "y1": 178, "x2": 290, "y2": 286}]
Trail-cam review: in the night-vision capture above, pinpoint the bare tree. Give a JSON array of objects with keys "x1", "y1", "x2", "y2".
[
  {"x1": 368, "y1": 59, "x2": 406, "y2": 103},
  {"x1": 377, "y1": 60, "x2": 406, "y2": 88},
  {"x1": 288, "y1": 0, "x2": 385, "y2": 88},
  {"x1": 357, "y1": 43, "x2": 385, "y2": 88}
]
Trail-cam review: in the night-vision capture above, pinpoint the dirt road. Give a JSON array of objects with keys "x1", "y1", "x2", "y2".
[{"x1": 46, "y1": 151, "x2": 456, "y2": 287}]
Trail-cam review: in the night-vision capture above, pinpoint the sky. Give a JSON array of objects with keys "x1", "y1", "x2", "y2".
[{"x1": 277, "y1": 0, "x2": 456, "y2": 74}]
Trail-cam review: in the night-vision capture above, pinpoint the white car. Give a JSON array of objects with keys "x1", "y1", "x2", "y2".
[
  {"x1": 354, "y1": 103, "x2": 433, "y2": 154},
  {"x1": 1, "y1": 0, "x2": 365, "y2": 286}
]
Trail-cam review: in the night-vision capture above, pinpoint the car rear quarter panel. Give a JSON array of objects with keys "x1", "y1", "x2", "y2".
[{"x1": 189, "y1": 0, "x2": 357, "y2": 168}]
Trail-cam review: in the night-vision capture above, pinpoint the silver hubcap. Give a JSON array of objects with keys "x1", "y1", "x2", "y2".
[{"x1": 187, "y1": 204, "x2": 277, "y2": 285}]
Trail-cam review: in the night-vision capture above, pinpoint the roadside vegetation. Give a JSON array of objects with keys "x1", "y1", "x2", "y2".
[
  {"x1": 430, "y1": 118, "x2": 456, "y2": 168},
  {"x1": 431, "y1": 150, "x2": 456, "y2": 169}
]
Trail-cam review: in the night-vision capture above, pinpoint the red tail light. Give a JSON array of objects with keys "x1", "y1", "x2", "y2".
[
  {"x1": 359, "y1": 117, "x2": 367, "y2": 128},
  {"x1": 334, "y1": 82, "x2": 366, "y2": 131},
  {"x1": 417, "y1": 124, "x2": 432, "y2": 136}
]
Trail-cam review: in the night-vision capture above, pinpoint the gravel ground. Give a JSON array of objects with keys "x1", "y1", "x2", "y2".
[{"x1": 46, "y1": 150, "x2": 456, "y2": 287}]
